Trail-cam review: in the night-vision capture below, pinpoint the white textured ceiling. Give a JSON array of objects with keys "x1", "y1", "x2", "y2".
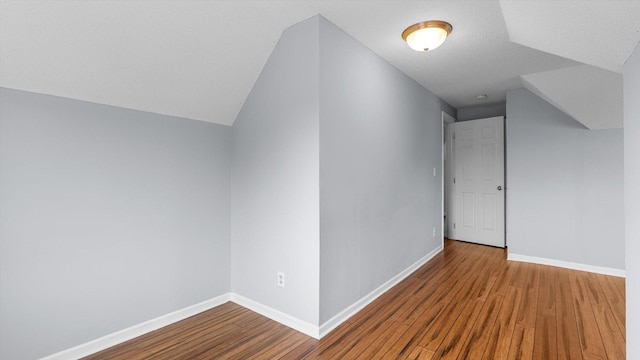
[
  {"x1": 500, "y1": 0, "x2": 640, "y2": 73},
  {"x1": 1, "y1": 0, "x2": 638, "y2": 128},
  {"x1": 499, "y1": 0, "x2": 640, "y2": 130}
]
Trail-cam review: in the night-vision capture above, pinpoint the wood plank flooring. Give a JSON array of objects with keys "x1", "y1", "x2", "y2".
[{"x1": 85, "y1": 240, "x2": 625, "y2": 359}]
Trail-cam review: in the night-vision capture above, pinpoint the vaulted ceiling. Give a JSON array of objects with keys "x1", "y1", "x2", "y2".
[{"x1": 1, "y1": 0, "x2": 639, "y2": 129}]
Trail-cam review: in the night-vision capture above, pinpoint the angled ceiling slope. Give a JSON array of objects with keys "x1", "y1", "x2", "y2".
[
  {"x1": 0, "y1": 0, "x2": 578, "y2": 126},
  {"x1": 521, "y1": 65, "x2": 623, "y2": 130},
  {"x1": 500, "y1": 0, "x2": 640, "y2": 73},
  {"x1": 500, "y1": 0, "x2": 640, "y2": 130}
]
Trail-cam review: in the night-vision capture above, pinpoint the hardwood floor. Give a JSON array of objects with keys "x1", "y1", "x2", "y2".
[{"x1": 85, "y1": 240, "x2": 625, "y2": 359}]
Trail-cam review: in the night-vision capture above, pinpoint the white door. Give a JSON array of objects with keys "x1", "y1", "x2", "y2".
[{"x1": 452, "y1": 116, "x2": 505, "y2": 247}]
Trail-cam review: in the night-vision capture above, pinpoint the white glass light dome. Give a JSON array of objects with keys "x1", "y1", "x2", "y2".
[{"x1": 402, "y1": 21, "x2": 453, "y2": 52}]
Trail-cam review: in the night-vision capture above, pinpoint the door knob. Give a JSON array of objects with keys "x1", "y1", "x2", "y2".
[{"x1": 497, "y1": 186, "x2": 502, "y2": 190}]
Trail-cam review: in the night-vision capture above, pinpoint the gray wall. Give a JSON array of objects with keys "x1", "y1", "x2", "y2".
[
  {"x1": 457, "y1": 102, "x2": 506, "y2": 121},
  {"x1": 318, "y1": 17, "x2": 454, "y2": 323},
  {"x1": 624, "y1": 42, "x2": 640, "y2": 359},
  {"x1": 0, "y1": 88, "x2": 231, "y2": 360},
  {"x1": 231, "y1": 17, "x2": 320, "y2": 326},
  {"x1": 505, "y1": 88, "x2": 624, "y2": 270}
]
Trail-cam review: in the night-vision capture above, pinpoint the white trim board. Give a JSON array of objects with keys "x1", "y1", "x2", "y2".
[
  {"x1": 40, "y1": 294, "x2": 232, "y2": 360},
  {"x1": 230, "y1": 293, "x2": 320, "y2": 339},
  {"x1": 230, "y1": 244, "x2": 444, "y2": 339},
  {"x1": 508, "y1": 253, "x2": 625, "y2": 278},
  {"x1": 40, "y1": 245, "x2": 444, "y2": 359},
  {"x1": 318, "y1": 244, "x2": 443, "y2": 338}
]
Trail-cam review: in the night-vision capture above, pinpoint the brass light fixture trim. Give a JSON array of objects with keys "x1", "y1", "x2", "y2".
[{"x1": 402, "y1": 20, "x2": 453, "y2": 52}]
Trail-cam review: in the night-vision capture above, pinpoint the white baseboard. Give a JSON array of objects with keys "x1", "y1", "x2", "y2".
[
  {"x1": 508, "y1": 253, "x2": 625, "y2": 277},
  {"x1": 230, "y1": 244, "x2": 443, "y2": 340},
  {"x1": 318, "y1": 244, "x2": 444, "y2": 338},
  {"x1": 40, "y1": 293, "x2": 231, "y2": 360},
  {"x1": 40, "y1": 245, "x2": 445, "y2": 359},
  {"x1": 230, "y1": 293, "x2": 320, "y2": 339}
]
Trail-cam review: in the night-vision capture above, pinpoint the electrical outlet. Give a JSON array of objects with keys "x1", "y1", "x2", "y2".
[
  {"x1": 433, "y1": 227, "x2": 436, "y2": 237},
  {"x1": 277, "y1": 272, "x2": 285, "y2": 288},
  {"x1": 433, "y1": 167, "x2": 437, "y2": 177}
]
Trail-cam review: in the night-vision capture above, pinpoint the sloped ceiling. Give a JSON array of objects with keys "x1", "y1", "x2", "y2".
[
  {"x1": 1, "y1": 0, "x2": 639, "y2": 128},
  {"x1": 522, "y1": 65, "x2": 623, "y2": 130},
  {"x1": 500, "y1": 0, "x2": 640, "y2": 129},
  {"x1": 499, "y1": 0, "x2": 640, "y2": 73}
]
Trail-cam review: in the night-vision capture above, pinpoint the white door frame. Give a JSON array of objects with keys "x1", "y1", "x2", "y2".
[{"x1": 442, "y1": 111, "x2": 456, "y2": 249}]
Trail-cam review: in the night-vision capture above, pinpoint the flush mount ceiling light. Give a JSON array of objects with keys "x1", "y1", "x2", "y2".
[{"x1": 402, "y1": 20, "x2": 453, "y2": 52}]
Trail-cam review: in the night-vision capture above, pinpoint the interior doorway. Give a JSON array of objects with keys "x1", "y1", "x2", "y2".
[{"x1": 443, "y1": 114, "x2": 506, "y2": 248}]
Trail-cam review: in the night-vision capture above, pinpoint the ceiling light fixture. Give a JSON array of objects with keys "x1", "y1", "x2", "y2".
[{"x1": 402, "y1": 20, "x2": 452, "y2": 52}]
